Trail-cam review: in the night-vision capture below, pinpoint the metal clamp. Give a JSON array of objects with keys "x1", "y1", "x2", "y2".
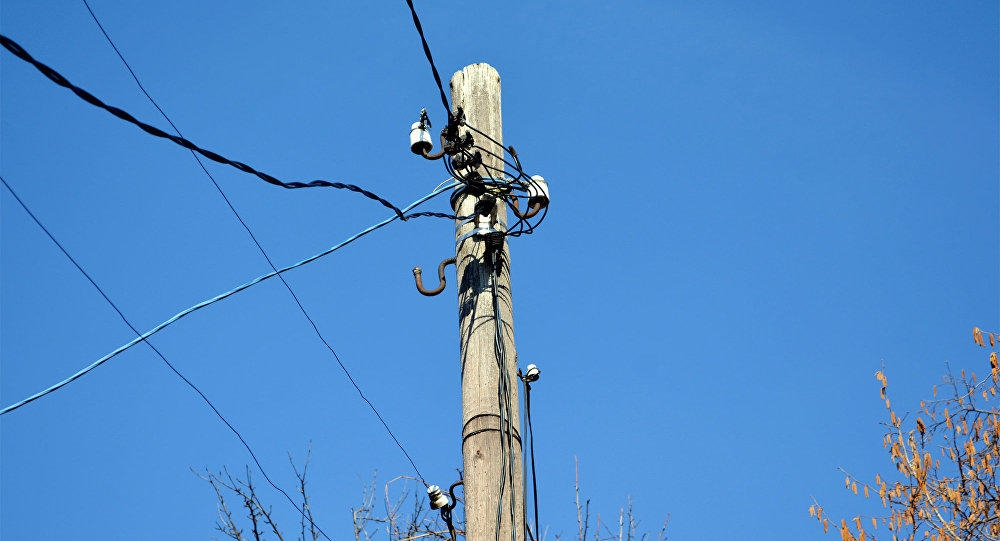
[{"x1": 455, "y1": 226, "x2": 507, "y2": 250}]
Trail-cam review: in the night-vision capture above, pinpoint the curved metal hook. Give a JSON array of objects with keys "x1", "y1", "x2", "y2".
[
  {"x1": 511, "y1": 196, "x2": 543, "y2": 220},
  {"x1": 422, "y1": 122, "x2": 473, "y2": 161},
  {"x1": 413, "y1": 257, "x2": 456, "y2": 296},
  {"x1": 421, "y1": 132, "x2": 449, "y2": 160}
]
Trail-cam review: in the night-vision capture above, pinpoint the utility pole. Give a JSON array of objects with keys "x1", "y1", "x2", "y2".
[{"x1": 451, "y1": 63, "x2": 525, "y2": 541}]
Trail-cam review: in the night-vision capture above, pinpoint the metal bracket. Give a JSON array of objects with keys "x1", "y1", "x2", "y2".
[{"x1": 455, "y1": 226, "x2": 507, "y2": 249}]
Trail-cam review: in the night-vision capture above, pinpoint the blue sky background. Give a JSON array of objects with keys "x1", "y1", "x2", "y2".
[{"x1": 1, "y1": 1, "x2": 997, "y2": 540}]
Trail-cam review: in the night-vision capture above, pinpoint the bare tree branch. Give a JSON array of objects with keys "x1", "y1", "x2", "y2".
[{"x1": 201, "y1": 452, "x2": 661, "y2": 541}]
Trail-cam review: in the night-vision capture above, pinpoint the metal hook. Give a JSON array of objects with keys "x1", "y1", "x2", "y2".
[
  {"x1": 511, "y1": 196, "x2": 543, "y2": 220},
  {"x1": 420, "y1": 131, "x2": 450, "y2": 160},
  {"x1": 421, "y1": 111, "x2": 468, "y2": 161},
  {"x1": 413, "y1": 257, "x2": 456, "y2": 296}
]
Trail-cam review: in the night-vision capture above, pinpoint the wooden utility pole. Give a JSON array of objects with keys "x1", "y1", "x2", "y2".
[{"x1": 451, "y1": 63, "x2": 524, "y2": 541}]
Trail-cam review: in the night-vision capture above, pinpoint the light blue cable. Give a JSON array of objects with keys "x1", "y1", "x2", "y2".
[{"x1": 1, "y1": 181, "x2": 459, "y2": 416}]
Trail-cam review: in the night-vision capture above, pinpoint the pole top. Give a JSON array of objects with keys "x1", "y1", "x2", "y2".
[{"x1": 452, "y1": 63, "x2": 501, "y2": 85}]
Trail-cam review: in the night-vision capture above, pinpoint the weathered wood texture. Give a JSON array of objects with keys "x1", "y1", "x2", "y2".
[{"x1": 451, "y1": 63, "x2": 524, "y2": 541}]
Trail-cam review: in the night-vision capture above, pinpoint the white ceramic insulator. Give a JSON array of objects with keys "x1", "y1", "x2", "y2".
[
  {"x1": 525, "y1": 364, "x2": 540, "y2": 382},
  {"x1": 427, "y1": 485, "x2": 449, "y2": 510},
  {"x1": 527, "y1": 175, "x2": 549, "y2": 202},
  {"x1": 410, "y1": 122, "x2": 433, "y2": 154},
  {"x1": 475, "y1": 213, "x2": 492, "y2": 229}
]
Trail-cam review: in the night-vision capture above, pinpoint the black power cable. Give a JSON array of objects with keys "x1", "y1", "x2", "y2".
[
  {"x1": 525, "y1": 378, "x2": 539, "y2": 540},
  {"x1": 403, "y1": 0, "x2": 451, "y2": 122},
  {"x1": 0, "y1": 33, "x2": 426, "y2": 221},
  {"x1": 0, "y1": 183, "x2": 457, "y2": 417},
  {"x1": 444, "y1": 125, "x2": 548, "y2": 239},
  {"x1": 78, "y1": 0, "x2": 428, "y2": 485},
  {"x1": 0, "y1": 174, "x2": 334, "y2": 541},
  {"x1": 489, "y1": 250, "x2": 518, "y2": 541}
]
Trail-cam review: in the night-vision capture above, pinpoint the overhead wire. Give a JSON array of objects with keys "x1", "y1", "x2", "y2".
[
  {"x1": 462, "y1": 122, "x2": 508, "y2": 156},
  {"x1": 441, "y1": 119, "x2": 547, "y2": 239},
  {"x1": 432, "y1": 104, "x2": 544, "y2": 538},
  {"x1": 0, "y1": 180, "x2": 459, "y2": 417},
  {"x1": 0, "y1": 174, "x2": 335, "y2": 541},
  {"x1": 398, "y1": 4, "x2": 550, "y2": 538},
  {"x1": 444, "y1": 117, "x2": 544, "y2": 540},
  {"x1": 445, "y1": 154, "x2": 545, "y2": 239},
  {"x1": 12, "y1": 3, "x2": 549, "y2": 534},
  {"x1": 79, "y1": 0, "x2": 430, "y2": 483},
  {"x1": 469, "y1": 144, "x2": 532, "y2": 184},
  {"x1": 403, "y1": 0, "x2": 451, "y2": 122},
  {"x1": 397, "y1": 0, "x2": 548, "y2": 240},
  {"x1": 446, "y1": 115, "x2": 542, "y2": 538},
  {"x1": 0, "y1": 33, "x2": 445, "y2": 221}
]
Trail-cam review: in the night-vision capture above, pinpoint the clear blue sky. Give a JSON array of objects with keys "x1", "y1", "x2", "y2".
[{"x1": 2, "y1": 1, "x2": 997, "y2": 539}]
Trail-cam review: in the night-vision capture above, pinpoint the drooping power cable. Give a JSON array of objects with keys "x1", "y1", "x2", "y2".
[
  {"x1": 79, "y1": 0, "x2": 429, "y2": 483},
  {"x1": 0, "y1": 174, "x2": 335, "y2": 541},
  {"x1": 0, "y1": 33, "x2": 436, "y2": 221},
  {"x1": 0, "y1": 181, "x2": 459, "y2": 417}
]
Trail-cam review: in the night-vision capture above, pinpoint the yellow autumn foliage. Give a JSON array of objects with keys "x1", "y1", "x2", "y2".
[{"x1": 811, "y1": 329, "x2": 1000, "y2": 541}]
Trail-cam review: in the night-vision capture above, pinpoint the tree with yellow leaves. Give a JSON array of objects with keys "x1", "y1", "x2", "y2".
[{"x1": 811, "y1": 327, "x2": 1000, "y2": 541}]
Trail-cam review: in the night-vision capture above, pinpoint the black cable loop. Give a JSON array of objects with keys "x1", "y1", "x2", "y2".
[
  {"x1": 462, "y1": 413, "x2": 522, "y2": 443},
  {"x1": 462, "y1": 121, "x2": 507, "y2": 154},
  {"x1": 507, "y1": 188, "x2": 549, "y2": 238},
  {"x1": 463, "y1": 427, "x2": 522, "y2": 445},
  {"x1": 469, "y1": 144, "x2": 533, "y2": 184},
  {"x1": 503, "y1": 193, "x2": 545, "y2": 238},
  {"x1": 458, "y1": 151, "x2": 529, "y2": 195},
  {"x1": 525, "y1": 204, "x2": 549, "y2": 233},
  {"x1": 406, "y1": 82, "x2": 545, "y2": 238},
  {"x1": 508, "y1": 209, "x2": 544, "y2": 239},
  {"x1": 0, "y1": 33, "x2": 433, "y2": 221},
  {"x1": 462, "y1": 412, "x2": 516, "y2": 432},
  {"x1": 449, "y1": 147, "x2": 545, "y2": 238},
  {"x1": 507, "y1": 210, "x2": 529, "y2": 237},
  {"x1": 448, "y1": 134, "x2": 532, "y2": 194},
  {"x1": 451, "y1": 143, "x2": 548, "y2": 238},
  {"x1": 461, "y1": 159, "x2": 521, "y2": 190}
]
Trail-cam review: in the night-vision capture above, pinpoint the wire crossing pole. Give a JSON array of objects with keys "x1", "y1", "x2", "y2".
[{"x1": 451, "y1": 63, "x2": 525, "y2": 541}]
